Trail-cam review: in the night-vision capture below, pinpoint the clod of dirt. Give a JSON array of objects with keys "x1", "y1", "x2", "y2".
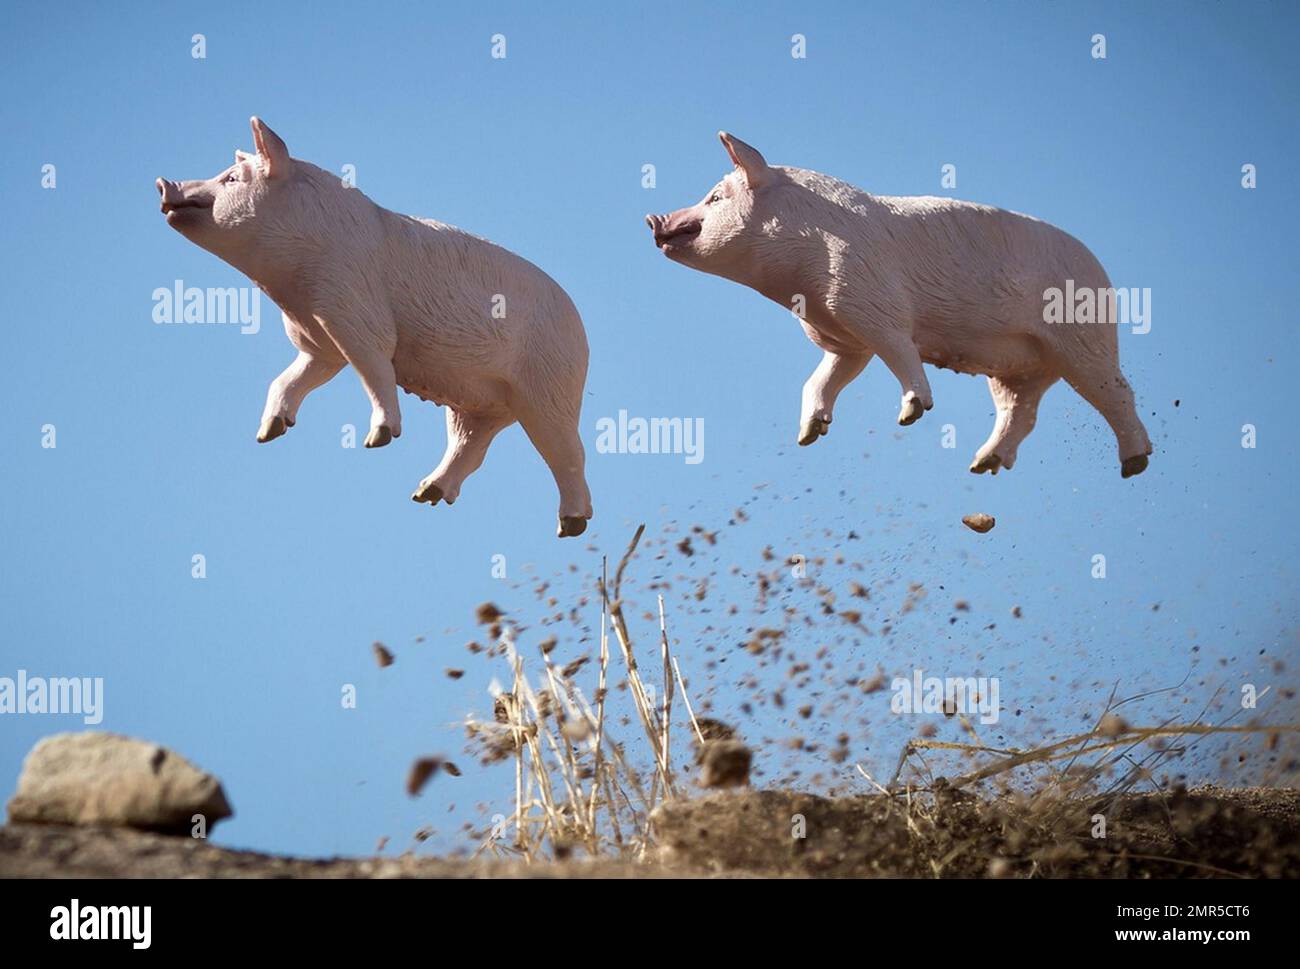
[
  {"x1": 697, "y1": 740, "x2": 752, "y2": 789},
  {"x1": 475, "y1": 602, "x2": 504, "y2": 625},
  {"x1": 405, "y1": 757, "x2": 446, "y2": 796},
  {"x1": 372, "y1": 642, "x2": 394, "y2": 667},
  {"x1": 695, "y1": 718, "x2": 738, "y2": 743},
  {"x1": 962, "y1": 513, "x2": 996, "y2": 533}
]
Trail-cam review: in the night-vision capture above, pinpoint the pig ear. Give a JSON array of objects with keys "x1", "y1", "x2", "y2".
[
  {"x1": 250, "y1": 117, "x2": 291, "y2": 177},
  {"x1": 719, "y1": 131, "x2": 770, "y2": 188},
  {"x1": 234, "y1": 149, "x2": 254, "y2": 164}
]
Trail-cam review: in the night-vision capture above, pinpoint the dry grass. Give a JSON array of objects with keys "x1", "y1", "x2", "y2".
[
  {"x1": 885, "y1": 679, "x2": 1298, "y2": 799},
  {"x1": 465, "y1": 524, "x2": 704, "y2": 861}
]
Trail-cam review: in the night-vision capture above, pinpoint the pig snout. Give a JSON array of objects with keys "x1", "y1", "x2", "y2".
[
  {"x1": 156, "y1": 178, "x2": 213, "y2": 215},
  {"x1": 646, "y1": 211, "x2": 703, "y2": 250}
]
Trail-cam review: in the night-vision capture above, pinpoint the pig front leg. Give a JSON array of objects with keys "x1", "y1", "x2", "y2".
[
  {"x1": 412, "y1": 409, "x2": 513, "y2": 506},
  {"x1": 798, "y1": 350, "x2": 871, "y2": 445},
  {"x1": 257, "y1": 350, "x2": 345, "y2": 443},
  {"x1": 875, "y1": 335, "x2": 935, "y2": 426},
  {"x1": 969, "y1": 373, "x2": 1058, "y2": 474}
]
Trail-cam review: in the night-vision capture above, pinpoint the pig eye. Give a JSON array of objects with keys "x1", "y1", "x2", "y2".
[
  {"x1": 223, "y1": 171, "x2": 240, "y2": 184},
  {"x1": 707, "y1": 192, "x2": 723, "y2": 204}
]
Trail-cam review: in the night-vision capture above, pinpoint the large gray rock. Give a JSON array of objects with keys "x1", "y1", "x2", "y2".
[{"x1": 6, "y1": 732, "x2": 232, "y2": 836}]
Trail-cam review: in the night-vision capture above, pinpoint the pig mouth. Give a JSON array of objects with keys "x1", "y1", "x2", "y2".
[
  {"x1": 646, "y1": 215, "x2": 702, "y2": 252},
  {"x1": 156, "y1": 179, "x2": 213, "y2": 223},
  {"x1": 160, "y1": 199, "x2": 212, "y2": 221}
]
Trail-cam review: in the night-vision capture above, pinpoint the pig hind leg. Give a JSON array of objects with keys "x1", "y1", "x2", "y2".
[
  {"x1": 514, "y1": 400, "x2": 593, "y2": 538},
  {"x1": 257, "y1": 350, "x2": 345, "y2": 442},
  {"x1": 412, "y1": 408, "x2": 513, "y2": 506},
  {"x1": 970, "y1": 373, "x2": 1058, "y2": 474},
  {"x1": 799, "y1": 350, "x2": 872, "y2": 446},
  {"x1": 875, "y1": 335, "x2": 934, "y2": 426},
  {"x1": 1061, "y1": 362, "x2": 1153, "y2": 477},
  {"x1": 347, "y1": 347, "x2": 404, "y2": 449},
  {"x1": 316, "y1": 311, "x2": 404, "y2": 449}
]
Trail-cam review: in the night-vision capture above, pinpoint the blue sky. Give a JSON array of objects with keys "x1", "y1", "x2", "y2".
[{"x1": 1, "y1": 1, "x2": 1296, "y2": 857}]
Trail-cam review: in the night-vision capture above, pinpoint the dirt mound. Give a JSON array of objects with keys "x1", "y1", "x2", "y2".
[
  {"x1": 651, "y1": 785, "x2": 1300, "y2": 878},
  {"x1": 3, "y1": 785, "x2": 1295, "y2": 878}
]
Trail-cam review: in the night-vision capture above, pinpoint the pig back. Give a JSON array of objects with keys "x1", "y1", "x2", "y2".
[
  {"x1": 884, "y1": 197, "x2": 1112, "y2": 331},
  {"x1": 381, "y1": 214, "x2": 587, "y2": 389},
  {"x1": 379, "y1": 215, "x2": 587, "y2": 403}
]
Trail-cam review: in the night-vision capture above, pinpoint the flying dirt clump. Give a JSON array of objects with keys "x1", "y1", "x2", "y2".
[
  {"x1": 962, "y1": 513, "x2": 996, "y2": 533},
  {"x1": 475, "y1": 602, "x2": 504, "y2": 625},
  {"x1": 406, "y1": 756, "x2": 461, "y2": 797},
  {"x1": 697, "y1": 740, "x2": 753, "y2": 789}
]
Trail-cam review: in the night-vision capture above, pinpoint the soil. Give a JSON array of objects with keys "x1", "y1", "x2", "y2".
[{"x1": 3, "y1": 785, "x2": 1296, "y2": 878}]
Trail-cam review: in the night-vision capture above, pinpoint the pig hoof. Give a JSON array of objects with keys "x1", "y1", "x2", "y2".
[
  {"x1": 1121, "y1": 454, "x2": 1149, "y2": 478},
  {"x1": 411, "y1": 482, "x2": 444, "y2": 505},
  {"x1": 798, "y1": 417, "x2": 831, "y2": 446},
  {"x1": 898, "y1": 398, "x2": 924, "y2": 426},
  {"x1": 256, "y1": 416, "x2": 288, "y2": 443},
  {"x1": 969, "y1": 453, "x2": 1003, "y2": 475},
  {"x1": 557, "y1": 516, "x2": 588, "y2": 538},
  {"x1": 364, "y1": 425, "x2": 394, "y2": 449}
]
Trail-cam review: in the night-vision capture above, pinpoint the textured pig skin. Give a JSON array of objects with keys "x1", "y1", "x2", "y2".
[
  {"x1": 647, "y1": 133, "x2": 1153, "y2": 479},
  {"x1": 158, "y1": 118, "x2": 592, "y2": 536}
]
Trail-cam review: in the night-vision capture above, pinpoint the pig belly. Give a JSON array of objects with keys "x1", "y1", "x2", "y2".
[
  {"x1": 391, "y1": 340, "x2": 513, "y2": 415},
  {"x1": 912, "y1": 318, "x2": 1050, "y2": 379}
]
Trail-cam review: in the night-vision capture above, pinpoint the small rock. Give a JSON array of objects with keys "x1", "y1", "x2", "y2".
[
  {"x1": 6, "y1": 732, "x2": 232, "y2": 835},
  {"x1": 962, "y1": 513, "x2": 996, "y2": 533},
  {"x1": 560, "y1": 718, "x2": 591, "y2": 742},
  {"x1": 1097, "y1": 713, "x2": 1129, "y2": 737},
  {"x1": 373, "y1": 642, "x2": 394, "y2": 667}
]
